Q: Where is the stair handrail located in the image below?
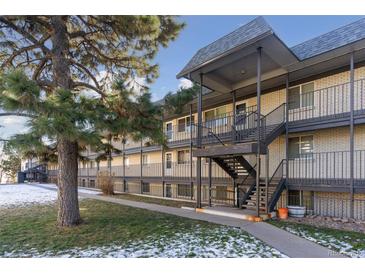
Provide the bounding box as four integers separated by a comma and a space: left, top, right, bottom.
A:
237, 163, 257, 207
195, 124, 226, 146
267, 159, 287, 211
260, 103, 286, 138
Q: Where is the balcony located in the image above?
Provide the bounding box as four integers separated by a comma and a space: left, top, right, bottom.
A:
289, 79, 365, 131
287, 150, 365, 192
76, 161, 233, 184
164, 106, 258, 146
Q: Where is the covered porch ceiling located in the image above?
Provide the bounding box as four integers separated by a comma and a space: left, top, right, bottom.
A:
185, 33, 299, 94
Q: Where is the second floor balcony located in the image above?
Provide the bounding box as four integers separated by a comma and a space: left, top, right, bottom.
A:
163, 78, 365, 146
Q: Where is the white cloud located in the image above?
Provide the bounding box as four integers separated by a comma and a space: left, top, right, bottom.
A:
178, 79, 193, 89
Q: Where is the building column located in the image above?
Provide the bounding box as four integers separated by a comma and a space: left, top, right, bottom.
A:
87, 148, 90, 185
256, 47, 262, 217
108, 136, 112, 177
232, 90, 236, 142
189, 104, 194, 200
285, 74, 290, 206
350, 52, 355, 218
161, 114, 165, 197
196, 73, 203, 208
208, 158, 212, 207
265, 149, 269, 213
122, 138, 126, 192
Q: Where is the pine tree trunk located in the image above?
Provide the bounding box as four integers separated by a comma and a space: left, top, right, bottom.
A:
57, 139, 81, 226
51, 16, 81, 226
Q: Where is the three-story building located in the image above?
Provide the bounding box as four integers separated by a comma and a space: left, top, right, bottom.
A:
49, 17, 365, 220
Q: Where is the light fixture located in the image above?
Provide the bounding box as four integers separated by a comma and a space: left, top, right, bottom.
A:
240, 69, 246, 75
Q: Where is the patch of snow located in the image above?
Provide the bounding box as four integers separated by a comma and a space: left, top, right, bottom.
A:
1, 226, 287, 258
0, 184, 57, 208
0, 184, 101, 209
280, 224, 365, 258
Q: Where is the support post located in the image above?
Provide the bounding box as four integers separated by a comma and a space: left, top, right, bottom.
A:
161, 114, 165, 197
285, 74, 290, 206
208, 158, 212, 207
189, 104, 194, 200
350, 52, 355, 218
196, 73, 203, 208
87, 148, 90, 185
108, 136, 112, 177
140, 138, 143, 194
256, 47, 262, 217
232, 90, 236, 143
122, 138, 126, 192
265, 149, 269, 213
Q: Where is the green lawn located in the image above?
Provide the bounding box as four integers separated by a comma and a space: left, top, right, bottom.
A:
268, 219, 365, 257
0, 199, 284, 258
111, 193, 201, 208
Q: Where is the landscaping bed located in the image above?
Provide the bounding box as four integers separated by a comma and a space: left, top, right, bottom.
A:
269, 218, 365, 257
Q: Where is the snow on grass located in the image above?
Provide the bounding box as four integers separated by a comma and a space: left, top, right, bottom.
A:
0, 184, 100, 209
275, 223, 365, 258
2, 225, 286, 258
0, 184, 57, 208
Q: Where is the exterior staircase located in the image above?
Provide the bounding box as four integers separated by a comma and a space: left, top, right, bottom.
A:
239, 159, 287, 212
195, 103, 287, 213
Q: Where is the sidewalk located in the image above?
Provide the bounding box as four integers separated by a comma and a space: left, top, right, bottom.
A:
31, 184, 346, 258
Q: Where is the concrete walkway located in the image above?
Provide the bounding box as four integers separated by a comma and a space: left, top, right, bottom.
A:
31, 184, 346, 258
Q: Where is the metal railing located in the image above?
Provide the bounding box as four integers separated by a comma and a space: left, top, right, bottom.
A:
288, 78, 365, 122
287, 150, 365, 185
75, 160, 232, 181
288, 192, 365, 220
164, 105, 257, 144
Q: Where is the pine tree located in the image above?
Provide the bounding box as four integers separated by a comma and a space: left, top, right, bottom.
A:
0, 16, 184, 226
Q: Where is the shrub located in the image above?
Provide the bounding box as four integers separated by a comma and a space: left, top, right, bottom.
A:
96, 171, 114, 195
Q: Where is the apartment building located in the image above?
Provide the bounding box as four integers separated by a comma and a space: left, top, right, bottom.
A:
48, 17, 365, 219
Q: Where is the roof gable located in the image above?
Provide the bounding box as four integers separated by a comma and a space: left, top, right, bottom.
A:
177, 16, 272, 77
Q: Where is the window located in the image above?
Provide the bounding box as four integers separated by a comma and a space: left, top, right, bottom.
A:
288, 82, 314, 110
178, 118, 186, 132
236, 103, 246, 114
142, 154, 149, 165
142, 182, 150, 193
177, 184, 191, 197
90, 161, 94, 169
288, 136, 313, 159
166, 122, 173, 140
177, 116, 194, 133
165, 153, 172, 169
177, 150, 190, 164
204, 106, 227, 127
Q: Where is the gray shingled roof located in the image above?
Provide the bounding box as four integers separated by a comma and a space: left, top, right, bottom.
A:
178, 17, 365, 78
291, 18, 365, 60
177, 16, 273, 77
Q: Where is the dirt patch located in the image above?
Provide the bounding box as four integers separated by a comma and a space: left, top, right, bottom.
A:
282, 215, 365, 233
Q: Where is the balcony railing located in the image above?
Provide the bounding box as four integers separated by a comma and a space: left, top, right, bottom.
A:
287, 150, 365, 187
289, 78, 365, 122
164, 105, 257, 144
75, 160, 232, 182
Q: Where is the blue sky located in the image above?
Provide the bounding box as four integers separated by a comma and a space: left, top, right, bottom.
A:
149, 15, 364, 100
